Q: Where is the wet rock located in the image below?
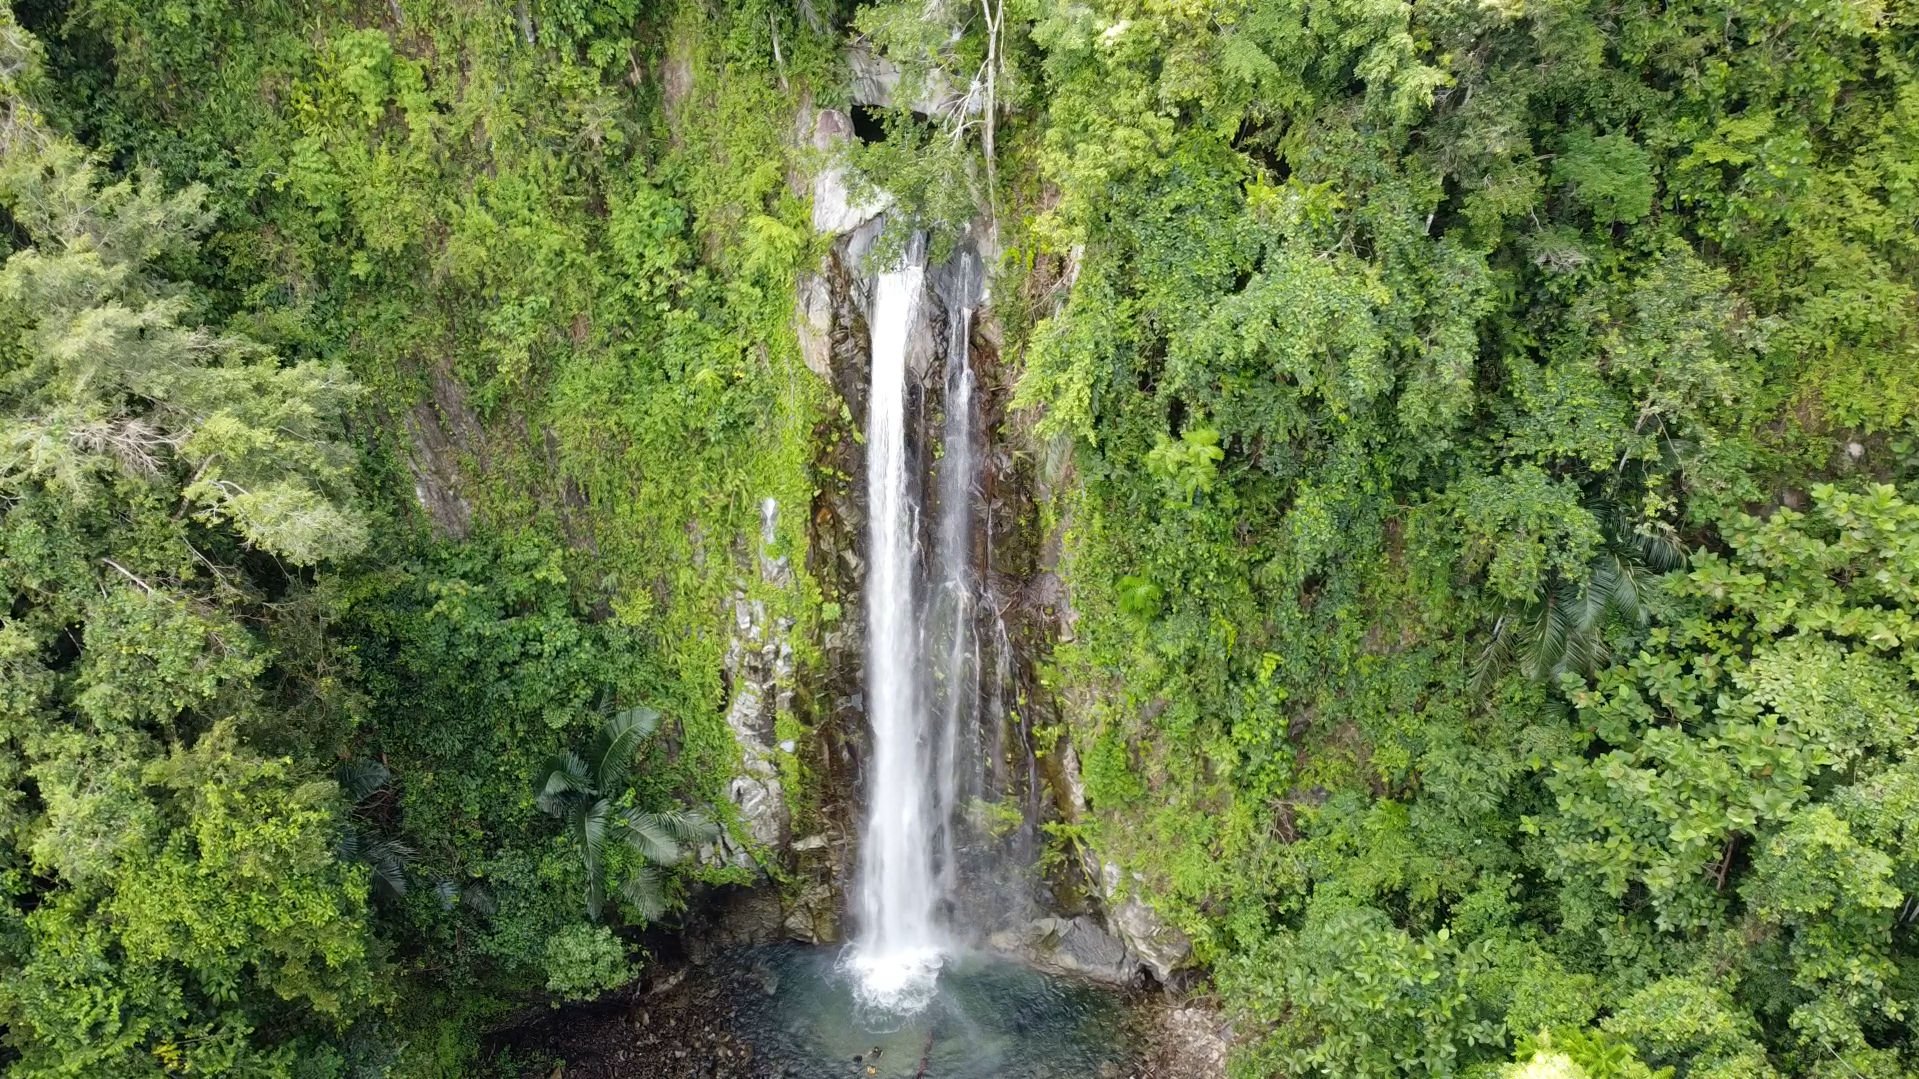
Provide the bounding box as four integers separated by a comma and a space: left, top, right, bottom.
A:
797, 271, 836, 378
1147, 1003, 1232, 1079
398, 362, 483, 538
707, 502, 799, 873
749, 961, 780, 996
713, 888, 785, 946
647, 968, 687, 997
1053, 729, 1194, 984
1099, 863, 1194, 985
781, 879, 840, 944
988, 915, 1143, 986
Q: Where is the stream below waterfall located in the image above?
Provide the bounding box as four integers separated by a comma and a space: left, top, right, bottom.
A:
494, 943, 1155, 1079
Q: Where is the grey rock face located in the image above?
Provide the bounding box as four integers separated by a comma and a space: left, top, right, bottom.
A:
1054, 717, 1194, 983
706, 500, 797, 871
781, 878, 840, 943
988, 915, 1144, 986
399, 364, 482, 538
806, 107, 889, 237
846, 43, 977, 116
1100, 863, 1195, 985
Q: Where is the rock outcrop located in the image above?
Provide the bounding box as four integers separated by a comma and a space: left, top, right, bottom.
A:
988, 915, 1145, 986
706, 499, 796, 872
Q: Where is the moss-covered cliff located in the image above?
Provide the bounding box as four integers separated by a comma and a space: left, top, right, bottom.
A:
5, 0, 1919, 1075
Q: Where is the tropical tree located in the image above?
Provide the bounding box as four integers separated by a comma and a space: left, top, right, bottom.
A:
0, 14, 381, 1073
536, 706, 717, 920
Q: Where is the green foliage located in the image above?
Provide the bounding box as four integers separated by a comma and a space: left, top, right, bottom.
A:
1553, 132, 1656, 226
1534, 485, 1919, 1067
540, 922, 635, 1003
2, 725, 378, 1077
8, 0, 1919, 1072
535, 706, 718, 921
1000, 0, 1919, 1071
8, 0, 830, 1069
1221, 904, 1506, 1076
0, 137, 366, 566
1512, 1028, 1668, 1079
0, 15, 382, 1070
1601, 978, 1780, 1079
1146, 426, 1224, 504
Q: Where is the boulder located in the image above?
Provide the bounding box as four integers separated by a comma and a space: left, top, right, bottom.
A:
781, 879, 840, 944
988, 915, 1143, 986
1099, 862, 1194, 985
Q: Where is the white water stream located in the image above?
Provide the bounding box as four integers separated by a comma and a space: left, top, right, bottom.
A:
846, 244, 999, 1017
930, 253, 980, 910
847, 255, 944, 1013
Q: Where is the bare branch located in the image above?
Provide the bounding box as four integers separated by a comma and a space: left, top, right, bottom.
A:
101, 557, 153, 593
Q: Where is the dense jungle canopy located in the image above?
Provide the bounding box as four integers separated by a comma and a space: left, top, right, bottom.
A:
0, 0, 1915, 1076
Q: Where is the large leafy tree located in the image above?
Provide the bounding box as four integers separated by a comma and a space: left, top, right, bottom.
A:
1536, 484, 1919, 1076
0, 14, 380, 1075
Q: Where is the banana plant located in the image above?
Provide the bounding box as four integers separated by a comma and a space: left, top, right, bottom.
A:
535, 706, 718, 921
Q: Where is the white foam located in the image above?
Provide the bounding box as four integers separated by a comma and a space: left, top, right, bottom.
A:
842, 943, 946, 1015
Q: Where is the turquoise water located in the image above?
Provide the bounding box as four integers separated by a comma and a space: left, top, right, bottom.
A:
721, 944, 1139, 1078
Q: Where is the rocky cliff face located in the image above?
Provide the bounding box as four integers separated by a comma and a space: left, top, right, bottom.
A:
693, 96, 1193, 990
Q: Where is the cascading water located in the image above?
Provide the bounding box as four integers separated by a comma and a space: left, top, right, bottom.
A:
847, 239, 1006, 1016
846, 251, 944, 1013
929, 251, 981, 910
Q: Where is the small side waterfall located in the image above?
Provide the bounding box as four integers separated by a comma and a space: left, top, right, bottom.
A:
929, 251, 980, 909
847, 251, 943, 1012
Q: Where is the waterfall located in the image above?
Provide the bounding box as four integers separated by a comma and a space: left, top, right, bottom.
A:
847, 239, 1002, 1015
847, 252, 943, 1013
930, 251, 980, 910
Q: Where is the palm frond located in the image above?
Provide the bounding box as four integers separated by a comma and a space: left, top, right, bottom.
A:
337, 827, 412, 900
1577, 556, 1619, 635
1522, 582, 1581, 683
657, 805, 719, 843
1608, 553, 1651, 626
570, 799, 612, 882
1628, 526, 1685, 574
571, 798, 610, 913
1479, 490, 1688, 690
461, 882, 497, 916
584, 872, 607, 921
363, 837, 415, 899
589, 706, 661, 792
621, 809, 684, 864
1466, 610, 1512, 691
536, 749, 594, 816
624, 805, 718, 864
619, 864, 668, 921
334, 759, 390, 804
1471, 611, 1517, 697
